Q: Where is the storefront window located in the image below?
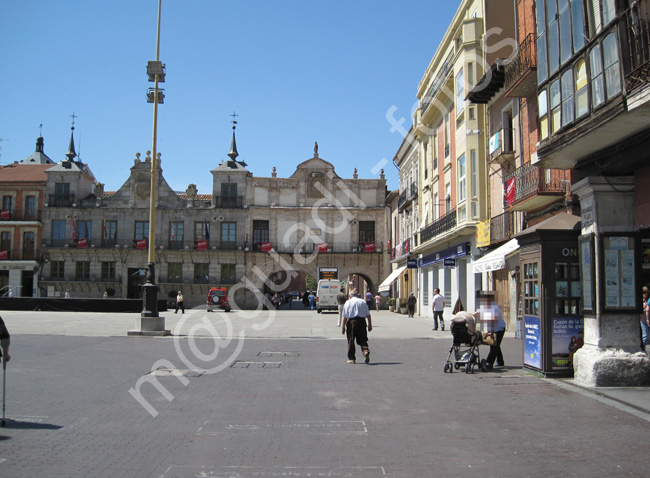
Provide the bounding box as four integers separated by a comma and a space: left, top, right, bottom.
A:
524, 262, 540, 316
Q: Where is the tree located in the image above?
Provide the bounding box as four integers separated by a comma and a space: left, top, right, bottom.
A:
305, 273, 317, 292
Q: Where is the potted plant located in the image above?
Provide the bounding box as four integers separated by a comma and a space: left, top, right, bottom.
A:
399, 300, 408, 314
387, 297, 396, 312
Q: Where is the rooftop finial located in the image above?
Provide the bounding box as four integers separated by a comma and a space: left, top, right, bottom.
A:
228, 111, 239, 161
66, 113, 78, 161
314, 141, 319, 158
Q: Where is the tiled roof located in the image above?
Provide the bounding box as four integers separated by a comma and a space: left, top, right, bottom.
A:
0, 163, 52, 183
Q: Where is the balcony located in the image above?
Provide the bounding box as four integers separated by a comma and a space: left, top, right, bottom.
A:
0, 249, 41, 261
624, 0, 650, 94
504, 33, 537, 98
398, 183, 417, 212
420, 209, 457, 244
490, 212, 514, 244
466, 59, 506, 104
48, 195, 75, 207
503, 163, 569, 212
420, 51, 455, 122
489, 128, 515, 167
0, 209, 42, 222
213, 196, 243, 209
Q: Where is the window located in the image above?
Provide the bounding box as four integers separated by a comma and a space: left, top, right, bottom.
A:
51, 261, 65, 280
253, 220, 269, 250
539, 90, 549, 140
537, 0, 549, 83
571, 0, 585, 52
444, 115, 450, 157
22, 232, 35, 260
221, 222, 236, 249
54, 183, 71, 207
550, 79, 562, 134
548, 0, 560, 75
101, 261, 116, 281
561, 69, 575, 126
471, 149, 477, 198
52, 219, 66, 246
359, 221, 375, 245
433, 133, 438, 171
457, 154, 466, 203
456, 69, 465, 115
25, 196, 37, 220
75, 261, 90, 280
0, 232, 10, 256
135, 221, 149, 240
559, 0, 572, 65
194, 221, 209, 242
601, 0, 616, 26
445, 183, 452, 213
221, 264, 236, 284
433, 192, 439, 220
603, 32, 621, 100
590, 44, 605, 107
423, 272, 429, 307
167, 263, 182, 283
221, 183, 238, 208
575, 59, 588, 118
77, 220, 92, 243
523, 261, 540, 316
2, 196, 13, 212
170, 221, 184, 248
103, 220, 117, 246
194, 263, 209, 284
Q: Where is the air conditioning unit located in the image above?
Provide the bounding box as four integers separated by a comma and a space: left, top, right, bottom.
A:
244, 247, 249, 251
212, 246, 217, 250
218, 216, 224, 222
72, 203, 77, 207
237, 246, 243, 251
243, 205, 248, 208
124, 245, 129, 249
64, 244, 69, 248
352, 248, 358, 252
90, 245, 95, 248
115, 245, 120, 249
159, 246, 164, 250
184, 246, 189, 250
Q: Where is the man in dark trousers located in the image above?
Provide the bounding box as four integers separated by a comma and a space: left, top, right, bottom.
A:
341, 289, 373, 364
336, 287, 347, 327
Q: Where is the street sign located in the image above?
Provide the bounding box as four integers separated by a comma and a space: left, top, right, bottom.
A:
407, 259, 418, 269
318, 267, 338, 280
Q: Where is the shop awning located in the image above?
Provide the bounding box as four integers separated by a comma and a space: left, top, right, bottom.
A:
472, 239, 519, 273
378, 265, 408, 292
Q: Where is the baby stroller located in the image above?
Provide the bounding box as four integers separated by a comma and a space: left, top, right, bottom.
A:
443, 322, 486, 373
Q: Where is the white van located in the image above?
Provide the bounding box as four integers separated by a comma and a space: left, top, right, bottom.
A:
316, 279, 340, 313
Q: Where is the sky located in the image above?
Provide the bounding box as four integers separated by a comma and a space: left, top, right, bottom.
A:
0, 1, 461, 195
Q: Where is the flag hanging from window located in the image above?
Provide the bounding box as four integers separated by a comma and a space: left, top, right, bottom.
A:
103, 217, 107, 240
71, 216, 76, 241
204, 219, 210, 241
317, 243, 328, 253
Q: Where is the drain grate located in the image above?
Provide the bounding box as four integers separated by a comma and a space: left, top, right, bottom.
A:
257, 351, 300, 357
230, 361, 282, 368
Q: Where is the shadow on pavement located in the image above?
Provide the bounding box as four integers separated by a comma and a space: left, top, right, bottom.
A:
1, 419, 63, 430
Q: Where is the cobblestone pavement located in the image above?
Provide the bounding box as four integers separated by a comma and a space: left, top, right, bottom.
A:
0, 309, 648, 477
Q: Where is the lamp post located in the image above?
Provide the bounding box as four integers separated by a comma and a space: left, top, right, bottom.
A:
132, 0, 169, 335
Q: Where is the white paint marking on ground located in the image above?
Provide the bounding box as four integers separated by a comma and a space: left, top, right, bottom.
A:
196, 420, 368, 436
160, 465, 386, 478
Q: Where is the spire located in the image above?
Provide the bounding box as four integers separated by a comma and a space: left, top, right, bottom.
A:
66, 113, 77, 161
228, 111, 239, 161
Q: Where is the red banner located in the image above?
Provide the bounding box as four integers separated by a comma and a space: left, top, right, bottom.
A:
505, 177, 516, 206
135, 239, 147, 250
260, 242, 272, 252
196, 241, 208, 251
0, 250, 7, 260
317, 243, 328, 253
76, 238, 88, 248
0, 210, 10, 220
364, 242, 376, 252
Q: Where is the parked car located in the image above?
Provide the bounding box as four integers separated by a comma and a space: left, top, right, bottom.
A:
206, 287, 231, 312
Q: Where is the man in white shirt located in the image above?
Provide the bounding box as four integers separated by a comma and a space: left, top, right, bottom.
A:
342, 289, 373, 364
432, 288, 445, 331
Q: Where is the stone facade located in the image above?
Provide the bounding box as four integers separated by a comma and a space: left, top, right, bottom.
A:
38, 145, 388, 309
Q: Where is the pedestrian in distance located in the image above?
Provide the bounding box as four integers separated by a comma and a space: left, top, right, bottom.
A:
302, 291, 309, 309
432, 288, 445, 331
64, 289, 70, 299
309, 291, 315, 310
272, 292, 280, 310
175, 290, 185, 314
341, 288, 373, 364
365, 290, 373, 310
407, 292, 417, 317
1, 315, 10, 428
336, 287, 347, 327
641, 286, 650, 350
374, 293, 382, 312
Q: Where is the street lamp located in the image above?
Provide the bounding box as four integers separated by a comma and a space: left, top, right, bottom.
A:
133, 0, 170, 335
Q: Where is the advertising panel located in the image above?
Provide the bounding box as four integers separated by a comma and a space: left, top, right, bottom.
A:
524, 315, 542, 369
551, 317, 584, 369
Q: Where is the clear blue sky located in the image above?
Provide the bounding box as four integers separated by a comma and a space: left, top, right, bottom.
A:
0, 1, 461, 194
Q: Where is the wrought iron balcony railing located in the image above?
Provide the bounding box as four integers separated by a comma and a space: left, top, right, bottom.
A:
420, 209, 456, 244
503, 163, 569, 210
504, 33, 537, 95
624, 0, 650, 93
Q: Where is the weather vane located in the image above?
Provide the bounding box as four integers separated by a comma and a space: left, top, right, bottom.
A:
230, 111, 238, 129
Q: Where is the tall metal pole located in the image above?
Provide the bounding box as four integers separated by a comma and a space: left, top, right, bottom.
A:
141, 0, 162, 319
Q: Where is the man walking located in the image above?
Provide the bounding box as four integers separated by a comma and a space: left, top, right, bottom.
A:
336, 287, 347, 327
432, 288, 445, 331
342, 289, 373, 364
